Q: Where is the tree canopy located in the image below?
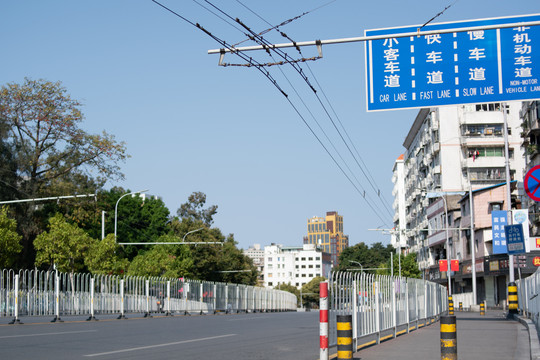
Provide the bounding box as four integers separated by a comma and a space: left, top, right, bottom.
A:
0, 78, 128, 267
336, 242, 394, 272
177, 192, 218, 226
0, 207, 23, 269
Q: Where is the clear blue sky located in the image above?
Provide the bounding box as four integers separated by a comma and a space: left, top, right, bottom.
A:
1, 1, 538, 250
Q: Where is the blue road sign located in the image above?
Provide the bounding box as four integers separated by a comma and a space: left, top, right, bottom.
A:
365, 14, 540, 111
492, 210, 508, 254
505, 224, 526, 255
525, 164, 540, 202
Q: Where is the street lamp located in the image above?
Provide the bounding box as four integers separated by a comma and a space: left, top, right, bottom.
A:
183, 227, 204, 242
114, 189, 148, 241
348, 260, 363, 272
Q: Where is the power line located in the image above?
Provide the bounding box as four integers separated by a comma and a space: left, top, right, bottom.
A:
219, 1, 393, 219
150, 0, 392, 225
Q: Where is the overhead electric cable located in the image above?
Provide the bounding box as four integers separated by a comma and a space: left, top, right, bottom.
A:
226, 1, 393, 218
150, 0, 391, 225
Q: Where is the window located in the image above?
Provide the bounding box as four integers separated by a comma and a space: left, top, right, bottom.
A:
268, 282, 273, 286
309, 265, 313, 268
295, 274, 299, 277
268, 273, 272, 278
316, 257, 320, 261
268, 257, 272, 262
308, 257, 313, 261
302, 265, 306, 268
316, 264, 321, 268
295, 265, 299, 269
301, 274, 306, 277
301, 257, 306, 261
309, 273, 314, 277
296, 283, 300, 287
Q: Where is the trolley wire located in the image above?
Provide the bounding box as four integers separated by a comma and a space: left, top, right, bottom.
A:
150, 0, 391, 225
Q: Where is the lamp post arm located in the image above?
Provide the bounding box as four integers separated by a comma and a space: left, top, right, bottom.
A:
183, 227, 205, 242
114, 189, 148, 241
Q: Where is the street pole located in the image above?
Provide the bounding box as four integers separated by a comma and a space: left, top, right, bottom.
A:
502, 103, 515, 283
442, 195, 452, 296
102, 211, 106, 240
469, 185, 477, 304
114, 189, 148, 241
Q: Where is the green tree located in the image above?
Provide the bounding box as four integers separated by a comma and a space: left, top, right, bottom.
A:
301, 276, 326, 308
0, 207, 23, 268
0, 78, 128, 267
86, 187, 170, 261
377, 252, 422, 278
128, 234, 194, 278
34, 213, 94, 272
85, 234, 129, 275
177, 192, 218, 226
337, 242, 394, 272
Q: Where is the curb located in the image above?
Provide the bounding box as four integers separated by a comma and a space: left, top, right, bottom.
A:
514, 314, 540, 360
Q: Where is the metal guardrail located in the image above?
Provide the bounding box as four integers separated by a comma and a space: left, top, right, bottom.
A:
517, 267, 540, 326
0, 269, 297, 321
328, 271, 448, 350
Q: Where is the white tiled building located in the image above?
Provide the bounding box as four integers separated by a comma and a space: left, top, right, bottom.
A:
243, 244, 265, 286
393, 102, 525, 272
263, 244, 332, 289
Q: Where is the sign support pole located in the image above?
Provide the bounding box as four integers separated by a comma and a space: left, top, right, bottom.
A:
503, 102, 515, 283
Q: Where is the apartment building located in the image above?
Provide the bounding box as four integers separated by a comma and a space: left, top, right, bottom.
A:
303, 211, 349, 266
263, 244, 332, 289
391, 154, 407, 251
243, 244, 265, 286
521, 100, 540, 236
393, 102, 526, 274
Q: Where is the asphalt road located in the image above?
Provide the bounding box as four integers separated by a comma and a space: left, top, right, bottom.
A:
0, 311, 319, 360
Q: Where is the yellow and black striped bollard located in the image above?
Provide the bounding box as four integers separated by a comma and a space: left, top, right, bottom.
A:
508, 282, 518, 313
440, 315, 457, 360
337, 314, 353, 360
480, 302, 485, 316
459, 302, 463, 312
448, 296, 454, 315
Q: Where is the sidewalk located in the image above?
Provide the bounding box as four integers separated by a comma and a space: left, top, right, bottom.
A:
351, 311, 530, 360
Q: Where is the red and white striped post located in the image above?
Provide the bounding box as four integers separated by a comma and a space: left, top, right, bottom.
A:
320, 281, 329, 360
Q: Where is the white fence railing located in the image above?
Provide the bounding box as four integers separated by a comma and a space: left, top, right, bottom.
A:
451, 292, 474, 310
517, 268, 540, 330
328, 271, 448, 348
0, 269, 297, 321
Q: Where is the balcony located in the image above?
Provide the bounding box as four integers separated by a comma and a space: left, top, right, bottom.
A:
462, 156, 505, 169
461, 109, 504, 124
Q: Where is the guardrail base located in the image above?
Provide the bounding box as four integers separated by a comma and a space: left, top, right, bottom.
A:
8, 318, 23, 325
51, 316, 63, 323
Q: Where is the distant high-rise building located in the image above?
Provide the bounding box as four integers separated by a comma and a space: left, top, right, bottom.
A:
243, 244, 264, 286
304, 211, 349, 266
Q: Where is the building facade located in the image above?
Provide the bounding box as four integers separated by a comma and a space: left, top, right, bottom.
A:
394, 102, 526, 276
263, 244, 332, 289
391, 154, 407, 251
243, 244, 265, 286
304, 211, 349, 266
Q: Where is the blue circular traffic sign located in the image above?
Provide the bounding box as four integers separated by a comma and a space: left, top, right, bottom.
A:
525, 165, 540, 202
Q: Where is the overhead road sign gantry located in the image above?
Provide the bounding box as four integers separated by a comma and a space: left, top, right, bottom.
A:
365, 14, 540, 111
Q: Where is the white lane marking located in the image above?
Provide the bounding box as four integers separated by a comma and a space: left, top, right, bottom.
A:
84, 333, 237, 357
227, 316, 271, 321
0, 330, 97, 339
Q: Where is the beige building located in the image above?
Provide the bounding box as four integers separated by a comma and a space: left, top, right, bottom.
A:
304, 211, 348, 266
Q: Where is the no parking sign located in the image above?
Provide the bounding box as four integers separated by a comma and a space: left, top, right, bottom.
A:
525, 165, 540, 202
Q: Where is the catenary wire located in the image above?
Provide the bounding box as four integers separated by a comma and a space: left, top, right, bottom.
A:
213, 1, 393, 219
150, 0, 391, 226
